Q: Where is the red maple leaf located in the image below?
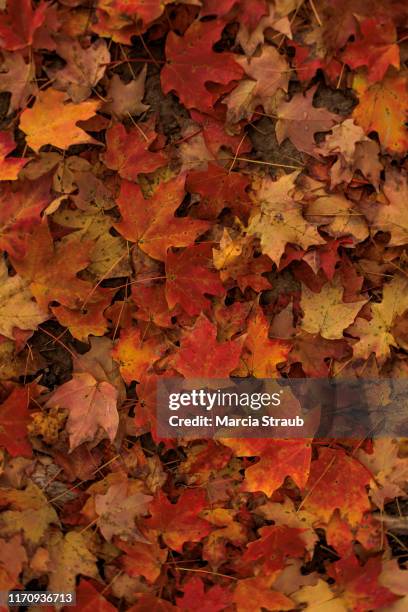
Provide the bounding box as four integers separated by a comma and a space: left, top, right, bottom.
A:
173, 314, 244, 378
0, 386, 32, 457
186, 162, 251, 221
102, 122, 167, 180
0, 0, 46, 50
165, 243, 225, 316
161, 19, 243, 113
115, 175, 210, 261
145, 489, 212, 552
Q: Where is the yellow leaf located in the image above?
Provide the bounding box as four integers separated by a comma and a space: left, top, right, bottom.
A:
20, 88, 100, 152
0, 480, 59, 544
352, 71, 408, 154
301, 277, 366, 340
248, 172, 324, 266
348, 274, 408, 364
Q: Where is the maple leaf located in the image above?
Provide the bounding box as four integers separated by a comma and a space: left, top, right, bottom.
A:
107, 0, 172, 25
213, 231, 272, 292
52, 203, 130, 279
242, 524, 306, 569
276, 86, 338, 154
165, 243, 225, 316
47, 531, 98, 595
342, 18, 399, 83
0, 257, 48, 339
202, 507, 247, 567
69, 580, 116, 612
190, 109, 252, 157
289, 332, 350, 377
11, 220, 93, 311
179, 441, 232, 486
161, 19, 243, 113
348, 274, 408, 365
358, 438, 408, 508
133, 284, 178, 328
300, 276, 367, 340
237, 308, 290, 377
328, 556, 398, 612
51, 288, 114, 343
118, 537, 167, 583
145, 489, 212, 552
173, 314, 244, 378
176, 577, 232, 611
0, 533, 27, 591
0, 480, 59, 544
19, 88, 100, 152
226, 45, 289, 122
46, 372, 119, 450
316, 119, 382, 189
302, 447, 372, 525
49, 37, 110, 103
95, 480, 152, 542
102, 122, 167, 180
0, 0, 46, 50
257, 496, 318, 553
232, 576, 293, 612
247, 171, 325, 266
372, 169, 408, 245
0, 386, 33, 457
236, 1, 292, 57
0, 176, 52, 258
103, 66, 149, 119
186, 163, 251, 221
222, 439, 311, 497
0, 131, 28, 179
0, 50, 36, 114
293, 579, 348, 612
112, 326, 165, 384
115, 175, 209, 261
352, 71, 408, 154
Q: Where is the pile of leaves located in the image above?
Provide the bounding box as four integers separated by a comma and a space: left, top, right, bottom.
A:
0, 0, 408, 609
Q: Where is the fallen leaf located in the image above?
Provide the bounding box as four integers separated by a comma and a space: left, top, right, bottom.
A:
0, 0, 46, 50
276, 86, 338, 154
145, 489, 212, 552
112, 326, 165, 384
46, 372, 119, 450
11, 220, 93, 310
237, 307, 291, 377
103, 66, 149, 119
302, 447, 372, 525
161, 19, 243, 113
165, 243, 225, 316
102, 122, 167, 180
0, 480, 59, 544
232, 576, 293, 612
0, 257, 48, 339
0, 386, 32, 457
342, 17, 399, 83
47, 531, 98, 594
300, 276, 366, 340
0, 131, 28, 179
348, 274, 408, 364
226, 45, 289, 122
114, 175, 209, 261
95, 480, 152, 542
49, 37, 110, 103
173, 314, 244, 378
19, 88, 100, 152
352, 71, 408, 154
248, 171, 325, 266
